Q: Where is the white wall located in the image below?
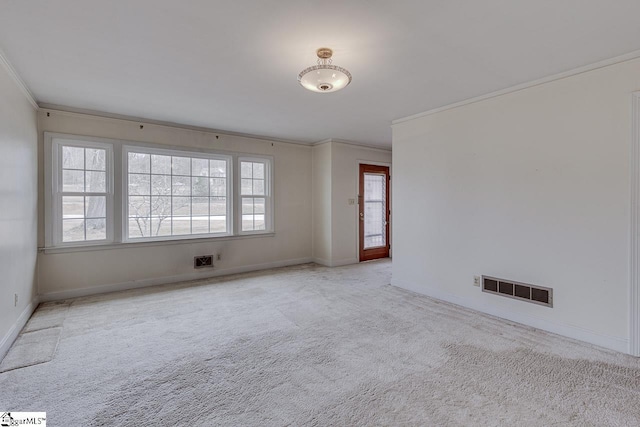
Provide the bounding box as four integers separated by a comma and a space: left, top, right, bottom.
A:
312, 142, 332, 264
37, 110, 312, 298
392, 57, 640, 353
331, 142, 392, 265
311, 140, 392, 267
0, 61, 38, 357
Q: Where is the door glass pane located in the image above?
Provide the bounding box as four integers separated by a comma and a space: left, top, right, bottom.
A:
364, 173, 386, 249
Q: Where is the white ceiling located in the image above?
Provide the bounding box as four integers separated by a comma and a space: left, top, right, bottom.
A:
2, 1, 640, 148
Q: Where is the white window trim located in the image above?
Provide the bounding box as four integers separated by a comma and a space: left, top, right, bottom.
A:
237, 156, 274, 235
45, 134, 115, 248
122, 145, 234, 242
44, 132, 275, 250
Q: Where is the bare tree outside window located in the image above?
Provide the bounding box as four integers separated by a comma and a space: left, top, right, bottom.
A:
52, 137, 272, 247
61, 145, 108, 242
127, 151, 228, 239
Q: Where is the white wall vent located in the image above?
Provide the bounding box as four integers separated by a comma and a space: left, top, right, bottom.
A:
482, 275, 553, 307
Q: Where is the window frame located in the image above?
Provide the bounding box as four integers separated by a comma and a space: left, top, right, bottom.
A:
45, 132, 275, 250
47, 136, 115, 248
122, 145, 234, 243
237, 156, 274, 235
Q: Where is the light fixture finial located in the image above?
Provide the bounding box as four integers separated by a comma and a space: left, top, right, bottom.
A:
316, 48, 333, 60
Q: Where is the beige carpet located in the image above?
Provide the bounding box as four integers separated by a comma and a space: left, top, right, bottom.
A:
0, 300, 70, 373
0, 260, 638, 426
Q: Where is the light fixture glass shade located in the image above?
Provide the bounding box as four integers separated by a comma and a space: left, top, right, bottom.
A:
298, 65, 352, 93
298, 48, 352, 93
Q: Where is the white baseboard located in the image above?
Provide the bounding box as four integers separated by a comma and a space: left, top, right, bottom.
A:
0, 297, 39, 362
391, 278, 629, 355
40, 257, 314, 302
312, 257, 331, 267
313, 257, 359, 267
331, 258, 359, 267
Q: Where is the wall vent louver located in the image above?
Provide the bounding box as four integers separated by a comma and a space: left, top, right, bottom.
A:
194, 255, 214, 269
482, 275, 552, 307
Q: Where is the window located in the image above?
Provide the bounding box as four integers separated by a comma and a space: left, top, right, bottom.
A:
239, 158, 272, 233
46, 132, 273, 249
125, 147, 232, 240
363, 173, 386, 248
51, 138, 113, 246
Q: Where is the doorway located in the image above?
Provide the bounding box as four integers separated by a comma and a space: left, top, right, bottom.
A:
359, 164, 390, 262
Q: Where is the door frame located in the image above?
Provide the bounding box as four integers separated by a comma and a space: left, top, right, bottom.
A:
630, 91, 640, 356
357, 160, 392, 262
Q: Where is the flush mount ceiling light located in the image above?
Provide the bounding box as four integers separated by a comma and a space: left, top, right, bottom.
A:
298, 48, 352, 93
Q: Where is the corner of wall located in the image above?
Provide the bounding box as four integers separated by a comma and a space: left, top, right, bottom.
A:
629, 91, 640, 357
0, 50, 39, 362
0, 297, 39, 362
311, 142, 333, 262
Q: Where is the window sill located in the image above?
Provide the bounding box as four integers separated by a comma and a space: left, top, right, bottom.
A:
39, 232, 275, 254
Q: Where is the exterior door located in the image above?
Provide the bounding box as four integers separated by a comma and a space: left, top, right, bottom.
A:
359, 164, 390, 262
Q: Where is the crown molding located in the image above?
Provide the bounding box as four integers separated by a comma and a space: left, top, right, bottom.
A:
0, 47, 38, 110
38, 104, 315, 147
39, 105, 394, 151
311, 138, 392, 152
630, 91, 640, 357
311, 139, 333, 149
393, 48, 640, 126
